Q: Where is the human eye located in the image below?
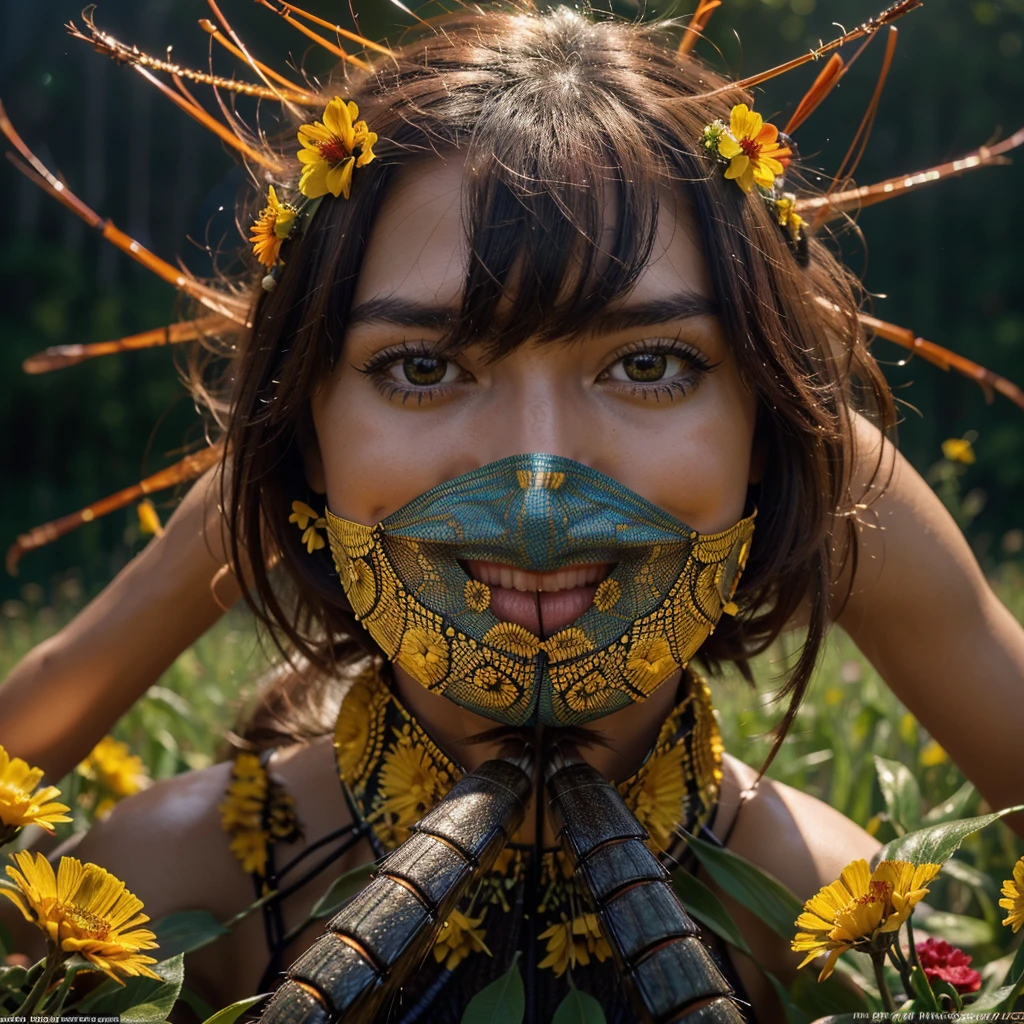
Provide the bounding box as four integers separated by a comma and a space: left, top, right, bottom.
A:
598, 338, 716, 400
358, 341, 470, 403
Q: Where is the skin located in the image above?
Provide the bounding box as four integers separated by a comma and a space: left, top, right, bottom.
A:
1, 157, 1022, 1017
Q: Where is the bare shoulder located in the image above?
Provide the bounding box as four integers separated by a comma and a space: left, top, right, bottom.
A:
699, 754, 879, 1024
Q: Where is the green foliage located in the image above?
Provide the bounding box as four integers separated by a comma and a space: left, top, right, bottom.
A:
75, 953, 184, 1020
310, 862, 376, 919
460, 953, 525, 1024
876, 806, 1024, 866
199, 993, 268, 1024
151, 911, 230, 959
551, 987, 607, 1024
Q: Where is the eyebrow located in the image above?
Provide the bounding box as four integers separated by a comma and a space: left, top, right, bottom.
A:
346, 290, 719, 333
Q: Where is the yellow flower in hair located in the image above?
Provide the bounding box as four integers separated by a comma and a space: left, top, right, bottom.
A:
433, 908, 490, 970
0, 744, 72, 843
942, 437, 976, 464
1, 851, 160, 985
717, 104, 791, 193
999, 856, 1024, 933
538, 913, 612, 977
774, 193, 805, 240
792, 858, 941, 981
250, 185, 298, 268
289, 500, 327, 553
297, 97, 378, 199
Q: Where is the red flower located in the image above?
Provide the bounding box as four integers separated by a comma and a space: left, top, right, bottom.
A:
915, 938, 982, 994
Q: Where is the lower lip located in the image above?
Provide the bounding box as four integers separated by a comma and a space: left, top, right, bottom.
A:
486, 585, 598, 636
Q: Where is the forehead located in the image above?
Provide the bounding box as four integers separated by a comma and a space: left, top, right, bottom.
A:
352, 156, 712, 313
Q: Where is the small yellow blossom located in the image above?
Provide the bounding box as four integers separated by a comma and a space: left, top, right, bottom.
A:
250, 185, 298, 268
136, 499, 164, 537
792, 858, 941, 981
621, 742, 687, 851
774, 192, 805, 240
464, 578, 491, 613
433, 908, 490, 970
398, 627, 449, 688
942, 438, 976, 465
538, 913, 612, 977
919, 740, 948, 768
999, 856, 1024, 933
289, 501, 327, 553
297, 97, 378, 199
377, 735, 447, 841
0, 744, 72, 842
716, 104, 791, 193
78, 736, 150, 799
1, 851, 160, 985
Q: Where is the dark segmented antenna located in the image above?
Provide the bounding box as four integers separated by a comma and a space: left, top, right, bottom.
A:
797, 127, 1024, 226
6, 444, 224, 576
678, 0, 722, 56
22, 316, 240, 374
0, 101, 249, 324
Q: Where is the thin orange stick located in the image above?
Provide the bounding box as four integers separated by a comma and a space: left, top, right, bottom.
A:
859, 312, 1024, 410
268, 1, 395, 57
691, 0, 922, 102
797, 127, 1024, 224
678, 0, 722, 56
6, 444, 224, 575
66, 14, 309, 105
253, 4, 371, 72
783, 53, 844, 135
828, 27, 899, 198
198, 18, 319, 102
22, 316, 238, 374
0, 102, 248, 325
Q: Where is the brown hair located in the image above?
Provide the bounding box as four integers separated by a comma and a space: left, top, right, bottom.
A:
202, 8, 894, 761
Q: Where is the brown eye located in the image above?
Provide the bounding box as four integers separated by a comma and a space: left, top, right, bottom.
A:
401, 355, 450, 386
621, 352, 668, 382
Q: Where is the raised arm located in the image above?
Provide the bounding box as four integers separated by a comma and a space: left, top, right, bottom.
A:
0, 468, 241, 781
837, 415, 1024, 833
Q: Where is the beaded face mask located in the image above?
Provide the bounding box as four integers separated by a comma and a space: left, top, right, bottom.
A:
326, 454, 754, 727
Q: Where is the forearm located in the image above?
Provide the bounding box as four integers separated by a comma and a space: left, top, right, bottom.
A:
0, 471, 241, 780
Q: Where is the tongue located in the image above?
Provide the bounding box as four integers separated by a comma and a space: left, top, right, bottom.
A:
487, 585, 598, 636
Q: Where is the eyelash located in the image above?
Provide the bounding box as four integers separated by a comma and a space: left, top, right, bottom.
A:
358, 337, 716, 404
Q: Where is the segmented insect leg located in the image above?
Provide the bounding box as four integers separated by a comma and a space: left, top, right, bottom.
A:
260, 749, 534, 1024
545, 749, 745, 1024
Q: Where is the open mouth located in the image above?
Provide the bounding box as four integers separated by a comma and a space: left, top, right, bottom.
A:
464, 560, 615, 636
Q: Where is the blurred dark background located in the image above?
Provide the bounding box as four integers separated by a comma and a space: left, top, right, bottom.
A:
1, 0, 1022, 603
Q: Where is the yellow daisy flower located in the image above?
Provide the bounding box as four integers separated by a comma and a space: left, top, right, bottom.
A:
792, 858, 941, 981
78, 736, 150, 799
942, 438, 976, 464
1, 851, 160, 985
717, 103, 791, 193
538, 913, 612, 977
377, 735, 447, 841
297, 97, 378, 199
464, 578, 491, 613
0, 744, 71, 843
433, 908, 490, 970
999, 856, 1024, 933
289, 500, 327, 553
622, 742, 687, 850
249, 185, 298, 268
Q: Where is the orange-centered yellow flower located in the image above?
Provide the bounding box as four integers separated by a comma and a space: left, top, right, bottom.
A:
0, 744, 71, 842
297, 97, 378, 199
792, 858, 941, 981
999, 856, 1024, 934
250, 185, 298, 268
717, 104, 791, 193
1, 851, 160, 984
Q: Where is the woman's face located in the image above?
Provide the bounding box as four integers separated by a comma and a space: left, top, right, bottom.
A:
310, 156, 759, 637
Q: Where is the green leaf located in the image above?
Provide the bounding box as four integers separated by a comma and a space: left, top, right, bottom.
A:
460, 954, 525, 1024
179, 986, 217, 1022
940, 856, 997, 896
873, 805, 1024, 867
909, 965, 940, 1011
790, 965, 871, 1019
0, 963, 28, 992
1011, 939, 1024, 985
680, 830, 803, 941
551, 987, 606, 1024
76, 953, 184, 1019
874, 756, 922, 834
764, 970, 811, 1024
152, 910, 230, 958
968, 983, 1019, 1013
671, 866, 751, 955
922, 780, 977, 825
199, 993, 268, 1024
311, 862, 375, 920
913, 911, 995, 947
929, 978, 964, 1011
